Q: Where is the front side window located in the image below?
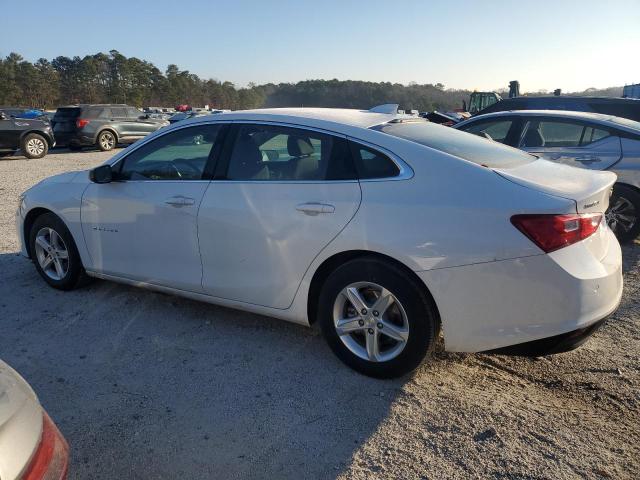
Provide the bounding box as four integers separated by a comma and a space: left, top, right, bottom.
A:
118, 124, 221, 180
127, 107, 142, 118
461, 119, 513, 144
225, 124, 355, 181
520, 120, 610, 148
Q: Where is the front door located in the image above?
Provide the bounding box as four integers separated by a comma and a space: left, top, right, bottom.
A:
81, 123, 224, 291
198, 123, 362, 309
519, 117, 622, 171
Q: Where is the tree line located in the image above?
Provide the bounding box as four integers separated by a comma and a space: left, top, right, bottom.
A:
0, 51, 623, 112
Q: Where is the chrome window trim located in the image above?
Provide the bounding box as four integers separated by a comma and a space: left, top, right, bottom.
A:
347, 136, 414, 182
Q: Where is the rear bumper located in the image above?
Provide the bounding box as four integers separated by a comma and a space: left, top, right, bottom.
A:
417, 227, 623, 352
54, 131, 94, 147
482, 317, 607, 356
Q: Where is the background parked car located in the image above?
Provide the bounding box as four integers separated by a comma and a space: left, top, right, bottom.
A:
455, 110, 640, 242
0, 107, 50, 122
51, 104, 169, 151
0, 359, 69, 480
167, 110, 210, 124
0, 110, 55, 159
476, 96, 640, 122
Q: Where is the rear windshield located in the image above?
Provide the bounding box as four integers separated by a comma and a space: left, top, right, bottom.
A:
373, 121, 535, 168
53, 107, 81, 120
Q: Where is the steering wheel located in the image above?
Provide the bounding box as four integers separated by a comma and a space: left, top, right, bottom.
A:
172, 158, 202, 178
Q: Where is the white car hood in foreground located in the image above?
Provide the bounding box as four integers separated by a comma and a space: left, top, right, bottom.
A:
494, 159, 617, 214
0, 361, 42, 480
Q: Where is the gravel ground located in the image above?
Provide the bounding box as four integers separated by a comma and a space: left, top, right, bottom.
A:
1, 149, 639, 479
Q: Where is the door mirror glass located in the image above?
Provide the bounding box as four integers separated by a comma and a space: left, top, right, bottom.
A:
89, 164, 113, 184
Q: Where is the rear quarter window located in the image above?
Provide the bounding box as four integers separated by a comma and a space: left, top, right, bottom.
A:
374, 121, 535, 168
349, 142, 399, 179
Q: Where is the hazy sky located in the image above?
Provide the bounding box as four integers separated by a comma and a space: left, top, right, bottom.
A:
3, 0, 639, 92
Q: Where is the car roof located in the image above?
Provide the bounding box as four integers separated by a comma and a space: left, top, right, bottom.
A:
180, 107, 414, 133
458, 109, 640, 134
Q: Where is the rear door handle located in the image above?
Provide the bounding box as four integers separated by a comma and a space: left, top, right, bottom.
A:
296, 202, 335, 216
164, 195, 195, 207
575, 155, 601, 163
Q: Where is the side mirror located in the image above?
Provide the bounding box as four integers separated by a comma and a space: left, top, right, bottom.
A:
0, 112, 6, 120
89, 164, 113, 184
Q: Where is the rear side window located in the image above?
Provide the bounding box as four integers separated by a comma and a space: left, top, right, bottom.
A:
374, 121, 534, 168
110, 107, 127, 118
349, 143, 399, 179
520, 120, 610, 148
225, 124, 356, 181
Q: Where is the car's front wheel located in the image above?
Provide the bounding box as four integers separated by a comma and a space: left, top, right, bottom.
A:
29, 213, 89, 290
97, 131, 116, 151
607, 184, 640, 243
21, 133, 48, 159
318, 257, 439, 378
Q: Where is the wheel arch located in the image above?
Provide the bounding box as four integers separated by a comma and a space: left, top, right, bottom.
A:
20, 130, 55, 148
23, 207, 59, 258
96, 128, 119, 144
306, 249, 441, 328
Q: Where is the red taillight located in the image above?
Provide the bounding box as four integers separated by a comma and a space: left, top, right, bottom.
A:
511, 213, 602, 253
76, 119, 90, 129
22, 412, 69, 480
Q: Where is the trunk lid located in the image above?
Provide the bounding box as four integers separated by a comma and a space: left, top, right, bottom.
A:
494, 158, 616, 214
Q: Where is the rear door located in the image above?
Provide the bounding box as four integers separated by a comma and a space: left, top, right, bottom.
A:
197, 123, 361, 309
518, 117, 622, 170
108, 106, 131, 138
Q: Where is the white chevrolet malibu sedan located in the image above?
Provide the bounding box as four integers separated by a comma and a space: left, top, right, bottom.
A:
17, 107, 623, 378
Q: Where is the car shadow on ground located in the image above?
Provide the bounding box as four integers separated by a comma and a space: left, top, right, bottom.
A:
0, 252, 407, 479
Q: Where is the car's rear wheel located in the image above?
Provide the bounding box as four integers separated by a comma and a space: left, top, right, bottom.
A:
97, 131, 116, 151
29, 213, 89, 290
606, 184, 640, 243
21, 133, 48, 159
318, 257, 439, 378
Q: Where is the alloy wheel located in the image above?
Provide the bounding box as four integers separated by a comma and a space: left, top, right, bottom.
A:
26, 137, 45, 157
332, 282, 409, 362
34, 227, 69, 281
100, 132, 115, 150
606, 196, 637, 235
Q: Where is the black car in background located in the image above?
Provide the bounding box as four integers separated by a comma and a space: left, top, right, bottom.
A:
0, 110, 55, 159
52, 104, 168, 151
476, 96, 640, 122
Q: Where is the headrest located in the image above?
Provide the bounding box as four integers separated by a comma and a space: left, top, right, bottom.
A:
287, 136, 314, 157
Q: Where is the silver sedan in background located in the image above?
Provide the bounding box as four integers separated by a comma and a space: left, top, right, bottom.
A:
455, 110, 640, 242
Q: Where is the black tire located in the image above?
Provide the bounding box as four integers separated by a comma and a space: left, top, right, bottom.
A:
318, 257, 439, 379
96, 130, 116, 151
21, 133, 48, 159
29, 212, 90, 290
68, 144, 83, 151
607, 184, 640, 243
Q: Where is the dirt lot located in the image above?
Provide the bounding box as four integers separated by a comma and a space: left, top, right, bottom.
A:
1, 149, 639, 479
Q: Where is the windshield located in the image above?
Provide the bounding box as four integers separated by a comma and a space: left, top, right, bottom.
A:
373, 121, 535, 168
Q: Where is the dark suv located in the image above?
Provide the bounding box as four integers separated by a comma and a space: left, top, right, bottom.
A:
52, 104, 169, 151
0, 110, 55, 159
476, 96, 640, 122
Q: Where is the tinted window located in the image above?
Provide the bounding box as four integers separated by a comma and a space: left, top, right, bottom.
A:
110, 107, 127, 118
53, 107, 81, 120
127, 107, 141, 118
520, 120, 610, 148
225, 124, 355, 181
350, 143, 399, 179
374, 121, 534, 168
460, 119, 513, 144
118, 125, 220, 180
590, 102, 640, 122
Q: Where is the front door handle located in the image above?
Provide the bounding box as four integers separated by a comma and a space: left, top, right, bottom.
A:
164, 195, 195, 207
296, 202, 335, 216
575, 155, 601, 163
